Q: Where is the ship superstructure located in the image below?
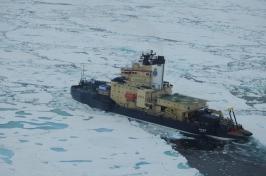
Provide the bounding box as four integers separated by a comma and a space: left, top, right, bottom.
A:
71, 50, 252, 140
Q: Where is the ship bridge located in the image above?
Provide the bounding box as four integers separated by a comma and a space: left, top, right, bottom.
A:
121, 50, 166, 90
138, 50, 165, 66
110, 51, 172, 109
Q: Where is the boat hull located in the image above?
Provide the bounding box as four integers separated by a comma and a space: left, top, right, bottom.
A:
71, 85, 249, 140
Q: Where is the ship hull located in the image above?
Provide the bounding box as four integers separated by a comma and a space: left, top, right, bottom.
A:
71, 85, 248, 140
71, 85, 114, 111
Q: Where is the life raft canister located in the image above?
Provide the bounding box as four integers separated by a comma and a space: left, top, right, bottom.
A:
125, 92, 137, 101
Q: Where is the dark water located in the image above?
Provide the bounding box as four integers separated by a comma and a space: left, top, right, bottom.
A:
164, 136, 266, 176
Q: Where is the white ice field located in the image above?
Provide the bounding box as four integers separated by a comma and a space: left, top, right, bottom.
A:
0, 0, 266, 176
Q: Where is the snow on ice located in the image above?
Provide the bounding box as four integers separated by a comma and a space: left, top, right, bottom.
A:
0, 0, 266, 175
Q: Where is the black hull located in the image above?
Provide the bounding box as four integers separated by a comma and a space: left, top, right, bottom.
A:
71, 85, 114, 111
71, 85, 248, 140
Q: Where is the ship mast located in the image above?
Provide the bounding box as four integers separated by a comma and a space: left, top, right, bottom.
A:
80, 63, 85, 84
